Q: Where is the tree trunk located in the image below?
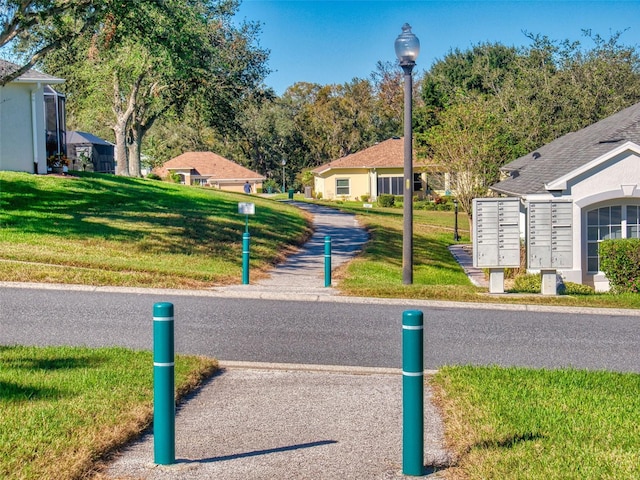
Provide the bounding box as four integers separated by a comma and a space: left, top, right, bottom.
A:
127, 127, 142, 177
113, 124, 129, 176
111, 72, 142, 176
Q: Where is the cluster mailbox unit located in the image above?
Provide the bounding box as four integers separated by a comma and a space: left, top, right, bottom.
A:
527, 200, 573, 294
472, 198, 521, 293
472, 197, 574, 295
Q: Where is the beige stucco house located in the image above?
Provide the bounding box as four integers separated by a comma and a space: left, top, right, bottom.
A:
0, 59, 65, 174
491, 101, 640, 291
156, 152, 265, 193
312, 137, 427, 201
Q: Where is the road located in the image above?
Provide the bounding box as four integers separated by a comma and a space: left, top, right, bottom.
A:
2, 284, 640, 372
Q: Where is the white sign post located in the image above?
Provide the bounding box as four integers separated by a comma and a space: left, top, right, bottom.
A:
238, 202, 255, 233
473, 198, 521, 293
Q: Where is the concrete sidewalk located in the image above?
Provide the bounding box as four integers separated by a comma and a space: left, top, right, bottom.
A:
103, 202, 454, 479
217, 201, 370, 296
105, 364, 453, 480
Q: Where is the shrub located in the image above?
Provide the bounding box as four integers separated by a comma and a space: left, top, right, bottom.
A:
512, 273, 540, 293
378, 194, 395, 207
511, 273, 595, 295
599, 239, 640, 293
146, 172, 161, 180
564, 282, 595, 295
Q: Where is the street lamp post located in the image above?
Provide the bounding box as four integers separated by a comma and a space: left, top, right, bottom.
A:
453, 199, 460, 241
281, 159, 287, 194
395, 23, 420, 285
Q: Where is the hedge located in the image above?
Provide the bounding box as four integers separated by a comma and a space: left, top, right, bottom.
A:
599, 239, 640, 293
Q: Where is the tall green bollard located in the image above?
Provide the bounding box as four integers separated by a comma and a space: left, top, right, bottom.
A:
403, 309, 424, 476
324, 236, 331, 287
153, 302, 175, 465
242, 232, 250, 285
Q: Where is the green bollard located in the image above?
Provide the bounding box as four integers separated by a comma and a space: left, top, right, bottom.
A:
153, 302, 175, 465
324, 236, 331, 287
242, 232, 250, 285
403, 309, 424, 476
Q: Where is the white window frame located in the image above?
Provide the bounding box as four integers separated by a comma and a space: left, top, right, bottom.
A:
586, 204, 640, 273
336, 178, 350, 196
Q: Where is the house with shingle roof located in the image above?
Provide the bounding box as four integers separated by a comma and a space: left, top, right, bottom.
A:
0, 59, 65, 174
491, 101, 640, 291
312, 137, 430, 201
156, 152, 265, 193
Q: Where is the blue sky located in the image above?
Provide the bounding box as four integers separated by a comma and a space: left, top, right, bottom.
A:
234, 0, 640, 95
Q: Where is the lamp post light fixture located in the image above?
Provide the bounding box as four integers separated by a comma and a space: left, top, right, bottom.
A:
395, 23, 420, 285
453, 199, 460, 241
281, 159, 287, 194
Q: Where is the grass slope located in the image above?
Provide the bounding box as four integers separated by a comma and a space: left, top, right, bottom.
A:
0, 171, 311, 288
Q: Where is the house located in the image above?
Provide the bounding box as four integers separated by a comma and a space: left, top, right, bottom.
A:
155, 151, 265, 193
0, 59, 65, 174
491, 101, 640, 291
67, 131, 115, 173
312, 137, 429, 201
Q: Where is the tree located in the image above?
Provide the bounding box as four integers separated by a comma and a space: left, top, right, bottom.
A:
42, 0, 269, 177
421, 94, 514, 230
1, 0, 100, 85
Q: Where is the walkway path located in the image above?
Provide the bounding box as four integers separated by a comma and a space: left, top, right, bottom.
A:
218, 201, 370, 296
104, 202, 453, 479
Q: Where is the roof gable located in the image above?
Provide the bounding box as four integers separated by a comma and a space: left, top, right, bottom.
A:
0, 59, 64, 85
312, 137, 418, 174
158, 152, 264, 180
492, 102, 640, 196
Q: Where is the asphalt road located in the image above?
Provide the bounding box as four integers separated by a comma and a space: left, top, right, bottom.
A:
2, 284, 640, 372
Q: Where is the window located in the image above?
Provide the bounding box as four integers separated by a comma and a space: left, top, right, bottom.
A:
587, 205, 640, 273
377, 176, 403, 195
336, 178, 350, 196
414, 173, 422, 192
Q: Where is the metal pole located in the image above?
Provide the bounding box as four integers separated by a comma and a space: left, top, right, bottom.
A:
402, 309, 424, 476
454, 200, 459, 241
242, 232, 250, 285
324, 236, 331, 287
153, 302, 175, 465
402, 62, 414, 285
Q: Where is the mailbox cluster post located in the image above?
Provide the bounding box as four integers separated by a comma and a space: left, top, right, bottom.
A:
527, 200, 573, 295
472, 198, 521, 293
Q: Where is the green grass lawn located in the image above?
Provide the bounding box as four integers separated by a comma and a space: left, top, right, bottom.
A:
2, 172, 640, 480
0, 171, 312, 288
0, 346, 216, 480
432, 366, 640, 479
323, 200, 640, 309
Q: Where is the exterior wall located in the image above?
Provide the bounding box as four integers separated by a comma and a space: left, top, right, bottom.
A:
570, 149, 640, 291
0, 84, 46, 174
523, 148, 640, 291
315, 168, 372, 200
316, 168, 424, 200
207, 180, 263, 193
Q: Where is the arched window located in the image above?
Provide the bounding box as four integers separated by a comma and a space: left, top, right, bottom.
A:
587, 205, 640, 272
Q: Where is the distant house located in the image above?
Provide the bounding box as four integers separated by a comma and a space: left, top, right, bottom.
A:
312, 137, 429, 201
0, 59, 65, 174
155, 152, 265, 193
67, 131, 115, 173
491, 101, 640, 291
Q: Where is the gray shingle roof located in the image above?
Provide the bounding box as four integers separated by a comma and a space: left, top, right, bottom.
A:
67, 131, 114, 146
491, 101, 640, 196
0, 58, 64, 84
